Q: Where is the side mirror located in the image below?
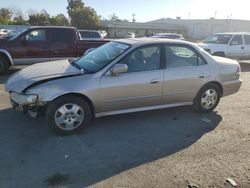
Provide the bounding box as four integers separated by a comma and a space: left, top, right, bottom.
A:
111, 64, 128, 75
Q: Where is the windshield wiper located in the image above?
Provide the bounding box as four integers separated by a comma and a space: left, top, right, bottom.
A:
68, 59, 83, 70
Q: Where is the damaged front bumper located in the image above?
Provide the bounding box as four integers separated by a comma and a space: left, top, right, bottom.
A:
9, 92, 46, 118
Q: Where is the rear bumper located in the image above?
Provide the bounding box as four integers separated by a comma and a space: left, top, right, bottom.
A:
222, 79, 242, 97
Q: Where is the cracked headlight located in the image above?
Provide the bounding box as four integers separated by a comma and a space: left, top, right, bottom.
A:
10, 92, 38, 105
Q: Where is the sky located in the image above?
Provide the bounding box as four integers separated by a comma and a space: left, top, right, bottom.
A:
1, 0, 250, 22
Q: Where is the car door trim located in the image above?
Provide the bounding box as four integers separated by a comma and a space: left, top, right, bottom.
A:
103, 93, 163, 103
96, 101, 192, 117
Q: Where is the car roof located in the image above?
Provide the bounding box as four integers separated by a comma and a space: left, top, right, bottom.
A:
214, 32, 250, 35
115, 38, 191, 46
154, 33, 182, 36
29, 26, 76, 29
78, 30, 100, 33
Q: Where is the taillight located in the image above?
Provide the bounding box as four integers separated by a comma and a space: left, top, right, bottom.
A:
235, 64, 241, 76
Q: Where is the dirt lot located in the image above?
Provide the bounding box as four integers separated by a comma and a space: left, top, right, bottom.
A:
0, 63, 250, 188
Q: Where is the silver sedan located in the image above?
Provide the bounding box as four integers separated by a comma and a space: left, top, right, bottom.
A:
5, 38, 242, 134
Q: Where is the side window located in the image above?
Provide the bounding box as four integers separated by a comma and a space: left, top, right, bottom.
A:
121, 46, 161, 73
244, 35, 250, 45
165, 45, 205, 68
51, 29, 74, 43
80, 31, 101, 39
25, 30, 46, 41
230, 35, 243, 45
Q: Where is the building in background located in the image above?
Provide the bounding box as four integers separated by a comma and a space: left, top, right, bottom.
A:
2, 18, 250, 41
101, 18, 250, 40
100, 20, 187, 38
147, 18, 250, 40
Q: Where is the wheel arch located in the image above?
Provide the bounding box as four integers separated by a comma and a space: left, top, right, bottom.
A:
198, 81, 223, 97
0, 49, 13, 67
49, 93, 96, 118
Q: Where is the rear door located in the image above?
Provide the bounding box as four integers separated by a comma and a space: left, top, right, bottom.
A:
48, 28, 77, 60
163, 44, 210, 104
227, 35, 245, 59
10, 28, 50, 64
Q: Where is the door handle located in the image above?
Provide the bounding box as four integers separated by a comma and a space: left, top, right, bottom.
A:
198, 75, 205, 78
42, 46, 48, 49
150, 79, 160, 84
241, 46, 245, 49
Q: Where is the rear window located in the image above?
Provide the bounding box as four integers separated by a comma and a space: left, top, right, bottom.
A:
80, 31, 101, 39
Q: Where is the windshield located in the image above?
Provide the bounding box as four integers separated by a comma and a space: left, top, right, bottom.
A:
203, 34, 232, 44
75, 42, 130, 72
9, 29, 28, 41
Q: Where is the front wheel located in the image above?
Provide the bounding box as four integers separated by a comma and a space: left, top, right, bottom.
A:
193, 83, 221, 113
46, 96, 92, 135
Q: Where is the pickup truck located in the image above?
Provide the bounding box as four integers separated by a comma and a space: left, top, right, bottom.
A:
0, 26, 109, 75
197, 32, 250, 60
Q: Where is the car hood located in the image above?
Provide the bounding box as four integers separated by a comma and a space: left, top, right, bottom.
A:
197, 42, 226, 48
5, 59, 82, 93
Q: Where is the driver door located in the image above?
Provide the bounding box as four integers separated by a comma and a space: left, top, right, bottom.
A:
10, 28, 50, 64
100, 45, 164, 112
227, 35, 245, 59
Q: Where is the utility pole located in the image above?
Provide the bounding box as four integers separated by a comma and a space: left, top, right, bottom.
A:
132, 13, 136, 22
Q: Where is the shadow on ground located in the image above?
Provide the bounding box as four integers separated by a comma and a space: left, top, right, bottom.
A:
239, 61, 250, 72
0, 106, 222, 188
0, 67, 22, 84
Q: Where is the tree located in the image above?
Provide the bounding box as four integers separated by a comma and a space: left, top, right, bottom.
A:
67, 0, 100, 29
0, 8, 12, 20
109, 13, 129, 23
50, 14, 69, 26
109, 13, 120, 22
67, 0, 84, 12
0, 8, 12, 24
13, 15, 27, 25
28, 9, 50, 25
9, 7, 26, 25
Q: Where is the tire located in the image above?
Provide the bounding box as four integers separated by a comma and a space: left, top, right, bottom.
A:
193, 83, 221, 113
46, 95, 92, 135
0, 56, 9, 75
213, 52, 225, 57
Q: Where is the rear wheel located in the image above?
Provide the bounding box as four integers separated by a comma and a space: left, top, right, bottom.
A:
0, 56, 9, 75
193, 83, 221, 113
46, 96, 92, 135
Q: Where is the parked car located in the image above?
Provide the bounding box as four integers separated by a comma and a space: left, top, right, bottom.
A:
5, 38, 242, 134
79, 30, 103, 40
198, 32, 250, 59
0, 26, 109, 75
0, 30, 19, 40
126, 32, 135, 38
152, 33, 185, 40
0, 29, 9, 37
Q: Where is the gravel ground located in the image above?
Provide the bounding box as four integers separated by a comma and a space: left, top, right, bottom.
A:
0, 63, 249, 188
